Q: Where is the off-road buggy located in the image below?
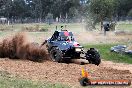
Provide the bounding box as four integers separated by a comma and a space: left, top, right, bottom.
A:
42, 27, 101, 65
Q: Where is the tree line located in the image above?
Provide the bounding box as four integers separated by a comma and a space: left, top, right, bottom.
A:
0, 0, 132, 21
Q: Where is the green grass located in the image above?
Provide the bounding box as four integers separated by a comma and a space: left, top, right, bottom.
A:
0, 71, 70, 88
85, 44, 132, 64
0, 32, 6, 36
0, 32, 14, 38
116, 24, 132, 30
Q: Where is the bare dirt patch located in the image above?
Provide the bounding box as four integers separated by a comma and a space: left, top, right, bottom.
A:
0, 59, 131, 87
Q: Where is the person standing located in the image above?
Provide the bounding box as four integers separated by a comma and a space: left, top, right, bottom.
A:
103, 23, 110, 36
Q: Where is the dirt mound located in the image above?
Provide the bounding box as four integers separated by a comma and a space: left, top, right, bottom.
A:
0, 32, 48, 62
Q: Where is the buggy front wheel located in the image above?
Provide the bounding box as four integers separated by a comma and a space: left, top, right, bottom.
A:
50, 47, 63, 62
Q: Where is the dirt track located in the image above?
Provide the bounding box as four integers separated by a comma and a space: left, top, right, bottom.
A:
0, 58, 131, 87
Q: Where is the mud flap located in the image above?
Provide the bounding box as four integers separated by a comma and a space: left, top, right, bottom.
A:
86, 48, 101, 66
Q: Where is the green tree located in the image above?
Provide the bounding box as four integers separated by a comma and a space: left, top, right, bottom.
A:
50, 0, 80, 19
0, 0, 12, 17
88, 0, 117, 30
0, 0, 81, 20
127, 9, 132, 17
116, 0, 132, 17
1, 0, 30, 19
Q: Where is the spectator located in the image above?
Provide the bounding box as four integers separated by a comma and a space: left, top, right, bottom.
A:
103, 23, 110, 35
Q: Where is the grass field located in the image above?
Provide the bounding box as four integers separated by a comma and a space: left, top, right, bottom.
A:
0, 71, 70, 88
0, 23, 85, 33
116, 23, 132, 30
0, 22, 131, 32
85, 44, 132, 64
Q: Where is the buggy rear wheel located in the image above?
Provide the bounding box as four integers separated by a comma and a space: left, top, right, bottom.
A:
50, 47, 63, 62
